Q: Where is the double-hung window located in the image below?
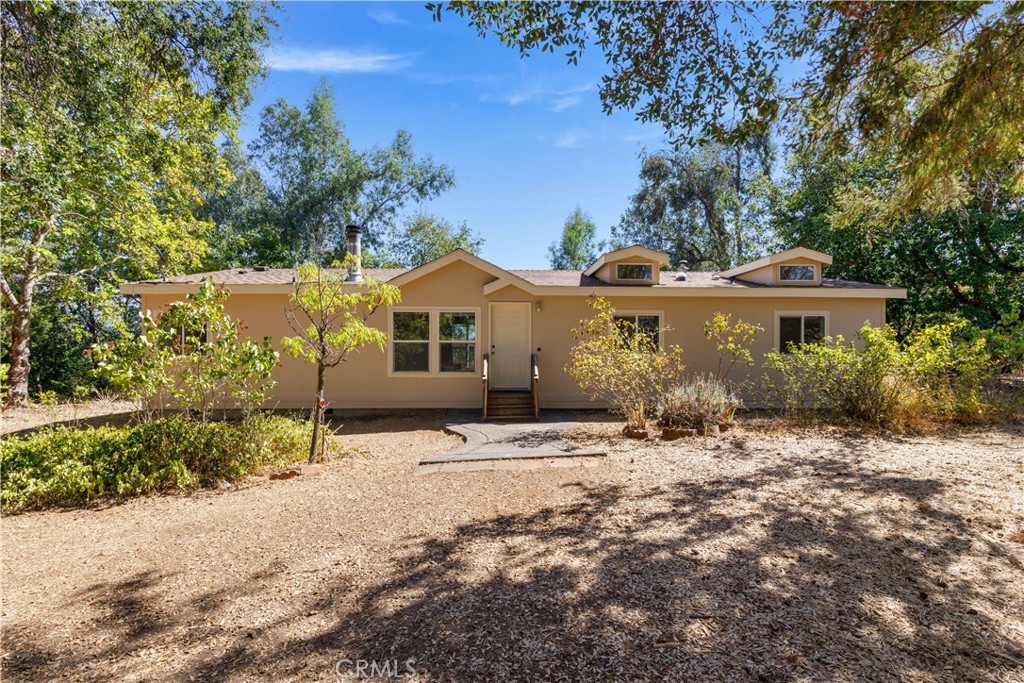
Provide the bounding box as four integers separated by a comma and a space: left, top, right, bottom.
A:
439, 312, 476, 373
613, 313, 661, 351
777, 313, 826, 352
392, 311, 431, 372
391, 309, 478, 375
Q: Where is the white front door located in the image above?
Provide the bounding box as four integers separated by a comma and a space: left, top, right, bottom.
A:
489, 302, 531, 390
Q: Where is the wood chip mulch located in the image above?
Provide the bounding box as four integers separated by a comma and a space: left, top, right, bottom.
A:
2, 412, 1022, 682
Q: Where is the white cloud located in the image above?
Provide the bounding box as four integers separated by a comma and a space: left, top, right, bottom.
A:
268, 48, 416, 73
498, 80, 595, 107
367, 8, 407, 26
551, 95, 582, 112
553, 127, 588, 149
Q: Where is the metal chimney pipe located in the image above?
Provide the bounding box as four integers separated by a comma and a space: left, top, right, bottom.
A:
345, 225, 363, 283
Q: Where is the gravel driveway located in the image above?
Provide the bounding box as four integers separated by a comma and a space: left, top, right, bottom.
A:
2, 413, 1022, 682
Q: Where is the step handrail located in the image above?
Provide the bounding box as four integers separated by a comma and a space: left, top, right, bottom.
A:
481, 352, 489, 421
531, 352, 539, 420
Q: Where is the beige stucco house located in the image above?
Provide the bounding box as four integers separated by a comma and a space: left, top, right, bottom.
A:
122, 234, 905, 419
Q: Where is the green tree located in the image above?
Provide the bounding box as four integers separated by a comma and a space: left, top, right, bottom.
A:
226, 81, 456, 266
372, 213, 484, 268
281, 261, 401, 463
431, 2, 1024, 213
548, 207, 604, 270
614, 138, 775, 271
774, 144, 1024, 339
1, 1, 274, 407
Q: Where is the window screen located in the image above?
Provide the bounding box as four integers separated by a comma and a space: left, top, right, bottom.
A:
439, 312, 476, 373
393, 311, 430, 372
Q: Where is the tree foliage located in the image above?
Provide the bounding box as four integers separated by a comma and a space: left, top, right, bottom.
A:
1, 0, 275, 406
774, 143, 1024, 344
281, 260, 401, 463
208, 81, 456, 267
94, 280, 279, 423
548, 207, 604, 270
615, 138, 775, 270
369, 213, 484, 268
431, 2, 1024, 212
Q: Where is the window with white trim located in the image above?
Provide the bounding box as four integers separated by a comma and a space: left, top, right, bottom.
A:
778, 314, 826, 352
779, 264, 816, 282
390, 309, 479, 375
392, 311, 430, 372
613, 313, 661, 351
439, 311, 476, 373
616, 263, 654, 281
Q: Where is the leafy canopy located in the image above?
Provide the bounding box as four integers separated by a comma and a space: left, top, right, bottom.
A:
206, 81, 456, 267
548, 207, 605, 270
431, 1, 1024, 212
369, 213, 484, 269
614, 138, 776, 270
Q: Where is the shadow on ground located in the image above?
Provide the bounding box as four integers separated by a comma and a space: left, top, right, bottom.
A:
5, 439, 1022, 682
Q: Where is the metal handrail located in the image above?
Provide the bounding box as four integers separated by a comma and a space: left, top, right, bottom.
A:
531, 352, 539, 420
481, 353, 489, 421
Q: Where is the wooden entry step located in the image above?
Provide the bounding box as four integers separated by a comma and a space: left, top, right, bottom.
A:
486, 390, 536, 420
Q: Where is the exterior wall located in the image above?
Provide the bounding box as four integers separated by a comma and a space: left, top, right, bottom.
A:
141, 260, 887, 411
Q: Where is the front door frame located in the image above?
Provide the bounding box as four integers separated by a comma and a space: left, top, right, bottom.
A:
488, 301, 532, 390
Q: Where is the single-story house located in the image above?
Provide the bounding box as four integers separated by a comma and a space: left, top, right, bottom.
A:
121, 228, 906, 418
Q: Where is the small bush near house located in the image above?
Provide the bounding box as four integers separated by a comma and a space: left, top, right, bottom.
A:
761, 321, 992, 428
93, 279, 278, 422
565, 296, 686, 433
703, 312, 764, 386
0, 413, 313, 513
658, 374, 742, 433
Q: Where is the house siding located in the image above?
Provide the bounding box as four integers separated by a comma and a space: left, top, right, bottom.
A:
140, 259, 887, 410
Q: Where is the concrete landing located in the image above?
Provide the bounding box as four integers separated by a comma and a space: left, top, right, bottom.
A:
420, 409, 607, 465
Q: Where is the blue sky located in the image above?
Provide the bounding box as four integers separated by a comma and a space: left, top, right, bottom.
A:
240, 2, 671, 269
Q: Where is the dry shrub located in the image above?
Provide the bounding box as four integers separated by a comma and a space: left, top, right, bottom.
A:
657, 374, 742, 432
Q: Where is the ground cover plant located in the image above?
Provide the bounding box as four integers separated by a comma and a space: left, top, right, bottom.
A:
0, 413, 312, 513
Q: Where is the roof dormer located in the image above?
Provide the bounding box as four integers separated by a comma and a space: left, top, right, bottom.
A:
717, 247, 832, 286
584, 245, 670, 285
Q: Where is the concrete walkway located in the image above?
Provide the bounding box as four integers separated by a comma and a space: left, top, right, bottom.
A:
419, 409, 607, 465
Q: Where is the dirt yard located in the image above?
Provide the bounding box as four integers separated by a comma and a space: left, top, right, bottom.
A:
2, 412, 1023, 682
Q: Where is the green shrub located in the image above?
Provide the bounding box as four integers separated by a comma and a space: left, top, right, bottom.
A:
565, 297, 687, 432
760, 321, 992, 427
658, 374, 742, 432
0, 414, 312, 513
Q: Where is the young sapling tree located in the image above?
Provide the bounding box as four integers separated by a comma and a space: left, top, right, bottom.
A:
282, 259, 400, 463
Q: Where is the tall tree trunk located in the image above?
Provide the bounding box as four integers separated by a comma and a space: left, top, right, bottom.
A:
2, 222, 49, 408
308, 362, 326, 464
5, 299, 33, 408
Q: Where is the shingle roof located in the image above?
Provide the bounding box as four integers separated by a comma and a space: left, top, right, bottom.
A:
132, 268, 408, 286
128, 267, 896, 290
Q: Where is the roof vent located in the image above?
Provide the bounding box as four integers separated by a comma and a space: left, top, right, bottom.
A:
674, 261, 688, 281
237, 269, 248, 275
253, 265, 269, 272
